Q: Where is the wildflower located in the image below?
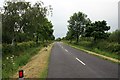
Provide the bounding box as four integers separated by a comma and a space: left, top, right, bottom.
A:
6, 57, 9, 60
11, 59, 14, 62
12, 55, 14, 58
10, 56, 13, 59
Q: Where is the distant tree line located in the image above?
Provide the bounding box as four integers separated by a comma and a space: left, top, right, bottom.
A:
2, 1, 55, 45
64, 11, 120, 56
65, 12, 120, 43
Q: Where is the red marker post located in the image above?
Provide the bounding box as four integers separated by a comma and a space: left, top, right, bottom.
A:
19, 70, 24, 80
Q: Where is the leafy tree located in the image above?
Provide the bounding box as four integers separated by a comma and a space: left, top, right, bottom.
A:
67, 12, 90, 43
2, 1, 54, 44
85, 20, 110, 41
2, 1, 31, 44
56, 38, 61, 41
66, 28, 75, 43
40, 18, 54, 42
22, 1, 53, 44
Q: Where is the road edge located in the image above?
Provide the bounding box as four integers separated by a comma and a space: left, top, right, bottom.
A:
39, 43, 54, 78
63, 42, 120, 64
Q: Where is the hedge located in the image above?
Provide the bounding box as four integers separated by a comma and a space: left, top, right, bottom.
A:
78, 40, 120, 54
2, 41, 36, 56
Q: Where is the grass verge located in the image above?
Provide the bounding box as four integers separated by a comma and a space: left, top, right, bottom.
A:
12, 43, 54, 78
39, 43, 53, 79
64, 41, 120, 63
2, 45, 41, 78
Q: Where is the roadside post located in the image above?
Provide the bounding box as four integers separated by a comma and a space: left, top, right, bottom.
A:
19, 70, 24, 80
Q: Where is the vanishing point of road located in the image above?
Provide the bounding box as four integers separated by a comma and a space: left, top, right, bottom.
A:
47, 42, 119, 78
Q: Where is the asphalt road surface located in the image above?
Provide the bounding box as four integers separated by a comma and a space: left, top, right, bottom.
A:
47, 42, 119, 78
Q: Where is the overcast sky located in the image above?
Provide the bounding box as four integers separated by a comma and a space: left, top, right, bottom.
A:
0, 0, 119, 38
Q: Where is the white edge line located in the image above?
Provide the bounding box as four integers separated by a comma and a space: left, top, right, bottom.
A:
76, 58, 86, 65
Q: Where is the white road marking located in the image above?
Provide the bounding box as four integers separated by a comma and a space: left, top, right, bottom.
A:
59, 43, 86, 65
65, 49, 68, 52
76, 58, 86, 65
59, 44, 64, 49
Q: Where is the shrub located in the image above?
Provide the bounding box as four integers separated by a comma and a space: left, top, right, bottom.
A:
106, 43, 120, 54
77, 39, 120, 54
2, 41, 36, 57
109, 30, 120, 43
93, 40, 120, 54
81, 41, 91, 47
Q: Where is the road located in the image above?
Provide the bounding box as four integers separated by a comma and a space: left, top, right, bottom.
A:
47, 42, 119, 78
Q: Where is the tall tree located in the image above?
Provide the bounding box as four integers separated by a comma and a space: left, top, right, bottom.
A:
2, 1, 54, 44
85, 20, 110, 41
67, 12, 90, 43
2, 1, 31, 44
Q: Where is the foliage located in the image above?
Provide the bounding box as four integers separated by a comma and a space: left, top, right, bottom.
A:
2, 45, 41, 78
79, 38, 120, 55
56, 37, 61, 41
66, 12, 90, 43
2, 41, 36, 56
65, 39, 119, 60
109, 30, 120, 43
2, 1, 54, 44
85, 20, 110, 41
2, 1, 54, 77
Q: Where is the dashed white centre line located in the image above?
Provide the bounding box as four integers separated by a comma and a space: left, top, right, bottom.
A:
76, 58, 86, 65
60, 44, 86, 65
65, 49, 69, 52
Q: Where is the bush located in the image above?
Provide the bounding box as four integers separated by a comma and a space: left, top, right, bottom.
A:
109, 30, 120, 43
2, 41, 36, 57
91, 40, 120, 54
77, 39, 120, 54
2, 45, 41, 78
106, 43, 120, 54
79, 41, 91, 47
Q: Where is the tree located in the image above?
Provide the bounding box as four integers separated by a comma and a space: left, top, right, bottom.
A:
2, 1, 54, 44
67, 12, 90, 43
2, 1, 31, 44
85, 20, 110, 41
56, 38, 61, 41
40, 18, 54, 42
23, 1, 53, 44
66, 28, 75, 43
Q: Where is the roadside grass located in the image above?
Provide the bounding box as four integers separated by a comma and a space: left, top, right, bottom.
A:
2, 45, 41, 78
0, 59, 1, 79
12, 42, 53, 78
64, 41, 119, 63
0, 44, 1, 79
39, 43, 53, 79
92, 48, 118, 59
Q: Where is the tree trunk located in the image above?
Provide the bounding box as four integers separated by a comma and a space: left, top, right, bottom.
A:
76, 34, 79, 44
36, 35, 39, 44
70, 38, 72, 43
11, 32, 16, 46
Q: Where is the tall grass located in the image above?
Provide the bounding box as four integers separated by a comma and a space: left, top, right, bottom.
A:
65, 39, 119, 60
2, 41, 48, 78
2, 46, 41, 78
